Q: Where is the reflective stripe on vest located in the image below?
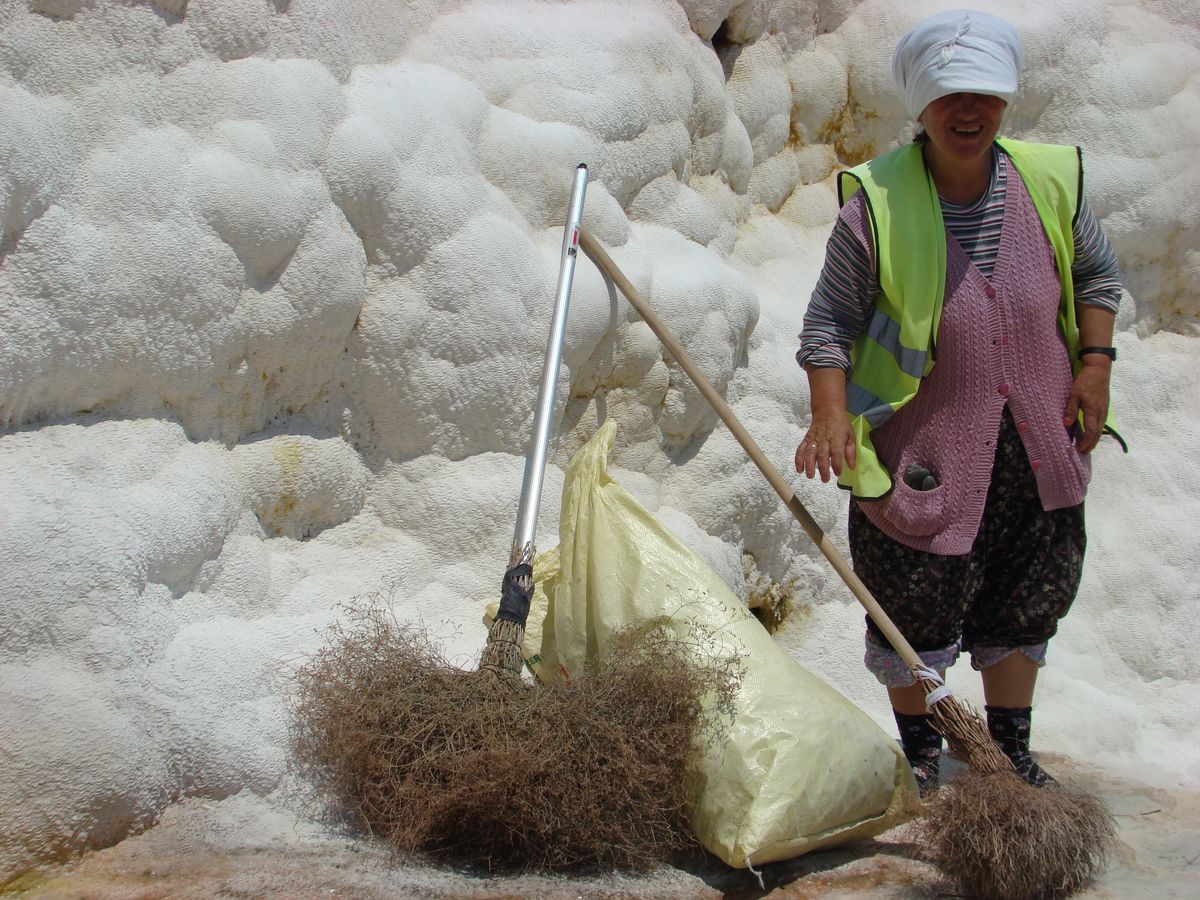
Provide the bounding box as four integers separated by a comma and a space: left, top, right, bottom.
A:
835, 138, 1090, 499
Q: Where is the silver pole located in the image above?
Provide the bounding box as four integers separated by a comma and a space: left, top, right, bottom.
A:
512, 164, 589, 553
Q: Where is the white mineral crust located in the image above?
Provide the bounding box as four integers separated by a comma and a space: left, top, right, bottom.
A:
1, 0, 1197, 878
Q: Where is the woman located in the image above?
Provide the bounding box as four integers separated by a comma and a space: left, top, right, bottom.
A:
795, 9, 1124, 794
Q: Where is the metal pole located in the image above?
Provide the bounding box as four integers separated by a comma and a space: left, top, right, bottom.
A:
511, 163, 588, 553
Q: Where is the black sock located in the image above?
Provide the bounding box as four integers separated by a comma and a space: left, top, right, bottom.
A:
986, 705, 1056, 786
895, 710, 942, 795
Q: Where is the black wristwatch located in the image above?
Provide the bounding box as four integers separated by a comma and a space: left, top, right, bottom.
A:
1078, 346, 1117, 361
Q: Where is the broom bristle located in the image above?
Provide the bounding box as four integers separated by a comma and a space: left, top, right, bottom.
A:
475, 617, 526, 689
923, 683, 1013, 775
287, 598, 739, 872
917, 768, 1118, 899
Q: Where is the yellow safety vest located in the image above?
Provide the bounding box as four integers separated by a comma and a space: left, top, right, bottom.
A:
835, 138, 1120, 499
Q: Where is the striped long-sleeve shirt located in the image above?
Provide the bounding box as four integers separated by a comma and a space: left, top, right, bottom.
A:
798, 146, 1123, 372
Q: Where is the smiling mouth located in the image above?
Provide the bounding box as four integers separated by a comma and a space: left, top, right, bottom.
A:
952, 125, 983, 135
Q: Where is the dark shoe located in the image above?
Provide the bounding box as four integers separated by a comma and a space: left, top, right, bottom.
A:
986, 705, 1058, 787
1012, 754, 1057, 787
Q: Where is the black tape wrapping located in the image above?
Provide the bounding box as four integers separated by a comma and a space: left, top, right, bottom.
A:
495, 563, 533, 625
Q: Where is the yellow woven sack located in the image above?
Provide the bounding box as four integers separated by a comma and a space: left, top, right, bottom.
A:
489, 420, 918, 867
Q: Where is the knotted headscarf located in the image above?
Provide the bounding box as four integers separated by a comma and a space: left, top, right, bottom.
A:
892, 9, 1024, 121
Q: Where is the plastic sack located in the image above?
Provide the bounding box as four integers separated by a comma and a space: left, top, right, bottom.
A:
488, 420, 918, 867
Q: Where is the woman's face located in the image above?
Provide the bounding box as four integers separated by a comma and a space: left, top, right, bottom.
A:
919, 92, 1006, 164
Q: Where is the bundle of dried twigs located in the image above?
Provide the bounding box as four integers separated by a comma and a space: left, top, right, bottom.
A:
288, 598, 739, 872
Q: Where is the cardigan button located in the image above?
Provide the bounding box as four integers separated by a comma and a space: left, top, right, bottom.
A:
1017, 421, 1029, 434
986, 285, 997, 299
997, 383, 1009, 397
1031, 459, 1042, 471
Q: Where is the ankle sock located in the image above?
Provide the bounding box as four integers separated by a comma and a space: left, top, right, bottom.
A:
894, 710, 942, 796
986, 705, 1056, 786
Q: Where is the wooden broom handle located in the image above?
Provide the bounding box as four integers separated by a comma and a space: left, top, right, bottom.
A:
578, 227, 927, 672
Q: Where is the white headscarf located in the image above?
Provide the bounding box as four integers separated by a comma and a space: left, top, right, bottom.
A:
892, 9, 1024, 121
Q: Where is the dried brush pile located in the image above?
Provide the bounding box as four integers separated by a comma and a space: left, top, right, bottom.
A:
288, 600, 739, 872
917, 769, 1118, 899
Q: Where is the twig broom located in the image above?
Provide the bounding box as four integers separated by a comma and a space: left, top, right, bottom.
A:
477, 164, 591, 690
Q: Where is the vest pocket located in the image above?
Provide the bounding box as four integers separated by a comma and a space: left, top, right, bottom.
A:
880, 477, 950, 537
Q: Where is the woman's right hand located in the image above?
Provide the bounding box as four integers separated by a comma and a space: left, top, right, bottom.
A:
797, 366, 857, 482
796, 406, 857, 482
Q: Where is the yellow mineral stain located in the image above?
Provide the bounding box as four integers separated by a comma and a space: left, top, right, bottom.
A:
269, 440, 305, 534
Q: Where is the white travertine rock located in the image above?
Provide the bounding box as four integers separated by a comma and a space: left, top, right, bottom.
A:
786, 43, 850, 148
0, 84, 75, 245
344, 214, 561, 462
629, 175, 728, 248
676, 0, 739, 41
1, 0, 1198, 881
726, 37, 792, 166
324, 62, 492, 272
779, 179, 840, 229
793, 142, 838, 184
610, 224, 759, 457
712, 96, 755, 192
231, 433, 370, 539
815, 0, 856, 35
192, 151, 326, 280
748, 148, 801, 212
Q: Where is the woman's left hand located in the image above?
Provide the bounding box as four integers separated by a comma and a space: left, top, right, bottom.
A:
1062, 358, 1112, 453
